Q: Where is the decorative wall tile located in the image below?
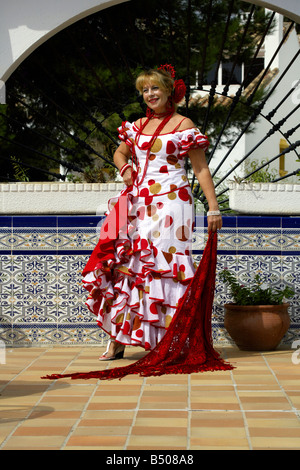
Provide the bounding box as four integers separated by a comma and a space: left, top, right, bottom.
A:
0, 215, 299, 347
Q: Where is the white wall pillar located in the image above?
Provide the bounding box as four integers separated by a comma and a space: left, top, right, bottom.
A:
264, 12, 283, 70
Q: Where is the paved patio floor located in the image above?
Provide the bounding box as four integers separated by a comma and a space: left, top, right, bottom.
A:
0, 345, 300, 450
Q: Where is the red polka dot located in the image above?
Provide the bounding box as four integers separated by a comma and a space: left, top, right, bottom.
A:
179, 187, 190, 201
148, 179, 155, 185
166, 141, 176, 154
140, 187, 153, 205
135, 329, 144, 338
164, 215, 173, 228
137, 207, 145, 220
140, 188, 148, 196
123, 321, 131, 335
179, 264, 186, 272
150, 303, 158, 315
141, 238, 148, 250
157, 202, 164, 209
145, 342, 151, 350
159, 165, 168, 173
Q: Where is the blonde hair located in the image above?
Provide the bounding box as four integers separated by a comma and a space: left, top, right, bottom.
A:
136, 69, 174, 96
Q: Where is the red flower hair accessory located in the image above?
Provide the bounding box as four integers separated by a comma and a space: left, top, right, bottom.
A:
157, 63, 186, 103
173, 79, 186, 103
158, 63, 176, 79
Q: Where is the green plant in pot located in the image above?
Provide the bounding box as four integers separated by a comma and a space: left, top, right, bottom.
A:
220, 269, 295, 351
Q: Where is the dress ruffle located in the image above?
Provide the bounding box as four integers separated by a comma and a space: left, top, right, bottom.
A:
82, 187, 195, 351
118, 121, 210, 156
177, 128, 210, 156
118, 121, 135, 151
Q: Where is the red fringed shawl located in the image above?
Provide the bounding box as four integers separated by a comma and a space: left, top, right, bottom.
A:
42, 197, 233, 381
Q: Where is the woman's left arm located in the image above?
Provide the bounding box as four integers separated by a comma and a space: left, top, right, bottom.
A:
188, 147, 222, 233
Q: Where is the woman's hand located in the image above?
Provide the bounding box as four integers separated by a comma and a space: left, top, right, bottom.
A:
122, 168, 133, 186
207, 214, 222, 233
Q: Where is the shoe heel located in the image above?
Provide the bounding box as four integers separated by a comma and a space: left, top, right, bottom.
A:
115, 349, 124, 359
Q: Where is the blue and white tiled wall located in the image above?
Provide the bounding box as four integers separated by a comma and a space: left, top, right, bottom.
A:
0, 215, 299, 347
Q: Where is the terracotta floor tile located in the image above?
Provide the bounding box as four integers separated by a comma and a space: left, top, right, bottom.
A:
131, 426, 187, 436
12, 426, 72, 436
190, 402, 241, 410
251, 437, 300, 449
247, 418, 300, 428
72, 426, 131, 436
79, 418, 133, 427
1, 436, 66, 449
1, 345, 299, 451
134, 417, 188, 427
190, 437, 249, 448
127, 435, 187, 447
136, 410, 188, 418
65, 435, 127, 447
29, 410, 82, 420
87, 402, 137, 410
249, 427, 300, 437
191, 427, 247, 439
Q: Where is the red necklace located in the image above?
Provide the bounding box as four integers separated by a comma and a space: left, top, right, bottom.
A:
133, 106, 174, 189
135, 106, 174, 151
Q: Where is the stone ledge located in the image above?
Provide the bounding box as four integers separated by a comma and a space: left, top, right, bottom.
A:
0, 182, 124, 214
228, 182, 300, 215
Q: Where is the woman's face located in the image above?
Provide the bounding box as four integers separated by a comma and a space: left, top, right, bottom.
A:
142, 81, 170, 113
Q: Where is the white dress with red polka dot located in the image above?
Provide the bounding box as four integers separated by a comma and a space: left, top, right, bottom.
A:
83, 121, 209, 350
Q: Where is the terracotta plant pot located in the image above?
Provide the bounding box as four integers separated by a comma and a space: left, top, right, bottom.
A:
224, 303, 290, 351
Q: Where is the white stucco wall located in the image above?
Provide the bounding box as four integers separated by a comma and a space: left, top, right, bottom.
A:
243, 14, 300, 181
243, 0, 300, 22
0, 0, 129, 82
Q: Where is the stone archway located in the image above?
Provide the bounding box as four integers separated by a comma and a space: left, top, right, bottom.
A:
0, 0, 129, 82
0, 0, 299, 83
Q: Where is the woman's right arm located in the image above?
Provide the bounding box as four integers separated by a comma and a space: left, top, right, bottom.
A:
113, 142, 133, 186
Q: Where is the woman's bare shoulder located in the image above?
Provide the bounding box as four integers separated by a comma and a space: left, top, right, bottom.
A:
175, 115, 195, 131
134, 117, 147, 129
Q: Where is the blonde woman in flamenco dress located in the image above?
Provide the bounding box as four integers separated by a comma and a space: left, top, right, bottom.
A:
83, 65, 222, 361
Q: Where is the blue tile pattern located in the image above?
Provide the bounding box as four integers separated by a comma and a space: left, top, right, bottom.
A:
0, 215, 299, 347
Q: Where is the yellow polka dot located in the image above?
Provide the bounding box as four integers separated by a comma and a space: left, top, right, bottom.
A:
182, 175, 187, 181
152, 231, 160, 238
152, 214, 159, 221
151, 138, 162, 153
175, 163, 181, 169
177, 271, 186, 281
118, 266, 130, 274
169, 246, 176, 254
115, 313, 124, 323
133, 316, 142, 330
165, 315, 173, 328
149, 182, 162, 194
168, 192, 177, 200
